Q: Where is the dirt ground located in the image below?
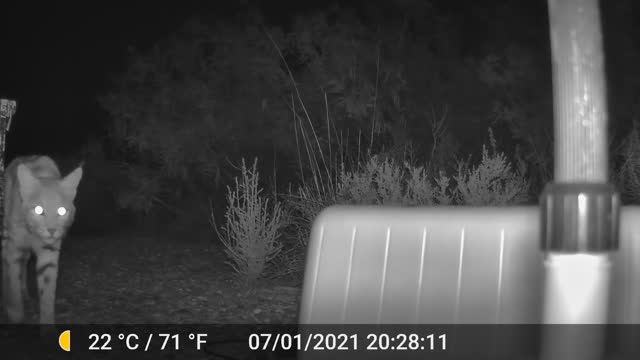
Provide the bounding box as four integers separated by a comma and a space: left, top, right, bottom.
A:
10, 227, 303, 325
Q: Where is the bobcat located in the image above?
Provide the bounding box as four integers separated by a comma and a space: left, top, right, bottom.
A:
1, 156, 82, 323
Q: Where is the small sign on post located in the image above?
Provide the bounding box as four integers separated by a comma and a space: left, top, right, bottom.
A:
0, 98, 17, 225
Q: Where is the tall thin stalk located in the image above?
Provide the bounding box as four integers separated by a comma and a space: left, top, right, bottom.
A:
370, 44, 380, 150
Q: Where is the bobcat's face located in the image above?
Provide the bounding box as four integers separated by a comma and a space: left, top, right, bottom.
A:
22, 188, 75, 242
17, 164, 82, 244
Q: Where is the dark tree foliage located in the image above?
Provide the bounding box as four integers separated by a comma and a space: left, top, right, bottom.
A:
95, 0, 640, 221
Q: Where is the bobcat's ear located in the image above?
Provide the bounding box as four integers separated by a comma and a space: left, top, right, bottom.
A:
16, 164, 39, 200
61, 166, 83, 200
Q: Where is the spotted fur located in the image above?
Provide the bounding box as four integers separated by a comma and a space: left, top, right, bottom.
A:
1, 156, 82, 323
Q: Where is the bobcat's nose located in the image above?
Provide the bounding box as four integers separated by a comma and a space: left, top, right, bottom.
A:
47, 228, 56, 237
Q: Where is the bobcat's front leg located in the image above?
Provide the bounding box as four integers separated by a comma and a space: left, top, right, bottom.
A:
36, 243, 61, 324
21, 253, 31, 302
2, 238, 27, 323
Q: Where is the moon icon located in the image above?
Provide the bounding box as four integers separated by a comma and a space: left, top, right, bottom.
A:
58, 330, 71, 352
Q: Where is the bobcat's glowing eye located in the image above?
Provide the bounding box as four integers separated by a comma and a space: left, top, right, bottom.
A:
57, 207, 67, 216
34, 205, 44, 215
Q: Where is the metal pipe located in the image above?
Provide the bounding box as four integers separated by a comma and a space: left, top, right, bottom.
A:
540, 0, 619, 359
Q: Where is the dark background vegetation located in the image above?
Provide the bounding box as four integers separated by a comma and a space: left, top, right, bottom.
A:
1, 0, 639, 236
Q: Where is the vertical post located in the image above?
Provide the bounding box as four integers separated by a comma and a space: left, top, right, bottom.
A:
541, 0, 619, 359
0, 99, 17, 226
